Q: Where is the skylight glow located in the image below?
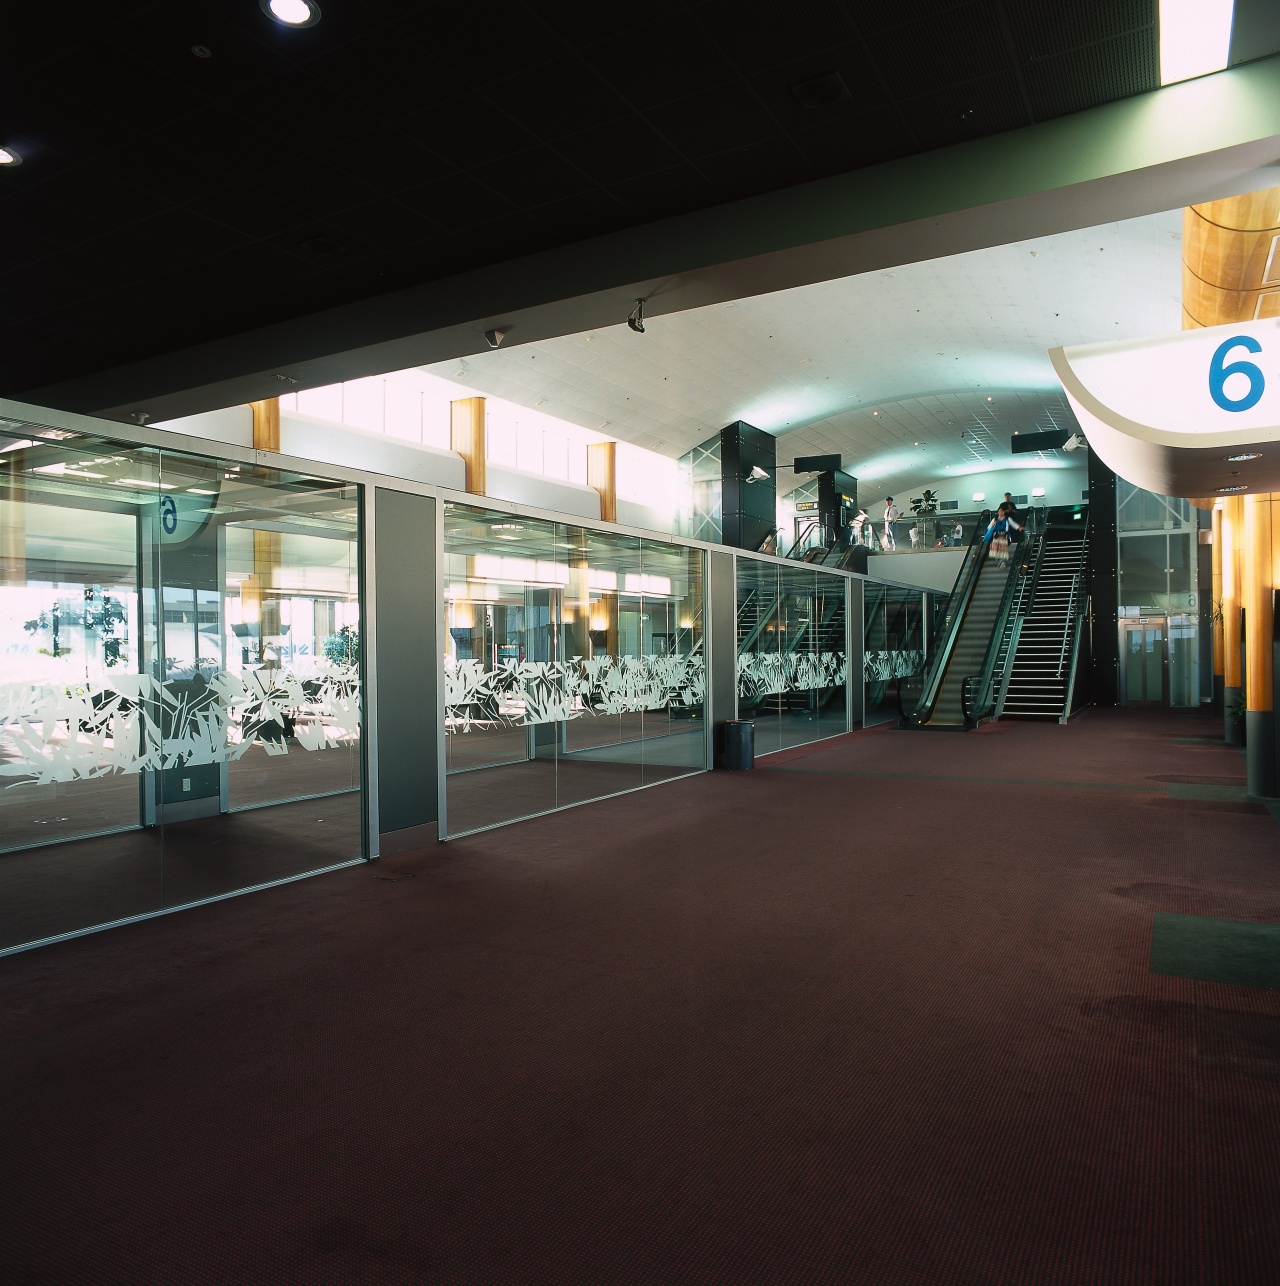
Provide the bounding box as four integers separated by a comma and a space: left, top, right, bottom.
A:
1160, 0, 1234, 85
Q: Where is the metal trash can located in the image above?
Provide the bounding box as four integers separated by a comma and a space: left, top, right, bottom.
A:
722, 718, 755, 770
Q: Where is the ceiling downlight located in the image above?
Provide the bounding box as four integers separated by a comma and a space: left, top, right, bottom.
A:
261, 0, 321, 28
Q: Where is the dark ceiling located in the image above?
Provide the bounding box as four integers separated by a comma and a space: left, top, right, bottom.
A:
0, 2, 1175, 396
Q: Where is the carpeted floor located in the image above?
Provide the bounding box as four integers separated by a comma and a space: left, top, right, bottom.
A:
1, 708, 1278, 1284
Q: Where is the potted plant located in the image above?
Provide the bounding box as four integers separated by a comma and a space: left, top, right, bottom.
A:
910, 490, 939, 549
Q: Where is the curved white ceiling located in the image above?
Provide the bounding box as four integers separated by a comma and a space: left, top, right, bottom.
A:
425, 209, 1183, 498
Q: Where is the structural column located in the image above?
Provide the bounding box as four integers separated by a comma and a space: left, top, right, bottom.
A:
1211, 502, 1224, 715
247, 399, 282, 664
1221, 495, 1244, 744
587, 441, 617, 523
1243, 494, 1277, 796
1, 448, 26, 587
450, 397, 486, 495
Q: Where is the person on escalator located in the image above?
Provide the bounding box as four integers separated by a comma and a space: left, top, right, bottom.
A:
984, 505, 1021, 564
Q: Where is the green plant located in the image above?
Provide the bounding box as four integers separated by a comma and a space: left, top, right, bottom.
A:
323, 625, 360, 667
910, 489, 939, 517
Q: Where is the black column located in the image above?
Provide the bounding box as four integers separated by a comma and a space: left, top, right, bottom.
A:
720, 421, 776, 551
1086, 451, 1118, 707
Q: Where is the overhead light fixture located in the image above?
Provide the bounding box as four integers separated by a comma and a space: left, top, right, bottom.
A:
1159, 0, 1234, 85
972, 492, 985, 502
1223, 452, 1261, 461
1218, 484, 1248, 493
484, 327, 509, 349
1031, 487, 1046, 498
627, 298, 646, 334
0, 146, 22, 166
261, 0, 321, 27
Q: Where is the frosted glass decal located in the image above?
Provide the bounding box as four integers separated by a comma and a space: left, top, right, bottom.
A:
445, 650, 705, 731
0, 660, 361, 784
737, 651, 846, 700
863, 649, 924, 682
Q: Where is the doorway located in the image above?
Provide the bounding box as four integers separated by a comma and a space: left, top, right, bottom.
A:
1120, 618, 1168, 706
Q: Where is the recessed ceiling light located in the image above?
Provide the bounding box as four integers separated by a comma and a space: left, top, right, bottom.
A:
1223, 452, 1261, 462
261, 0, 321, 27
1159, 0, 1233, 85
0, 146, 22, 166
1218, 484, 1248, 493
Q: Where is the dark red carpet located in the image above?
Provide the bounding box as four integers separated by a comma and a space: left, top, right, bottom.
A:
2, 708, 1278, 1284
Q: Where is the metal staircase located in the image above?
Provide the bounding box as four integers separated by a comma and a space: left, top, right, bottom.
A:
1001, 519, 1090, 721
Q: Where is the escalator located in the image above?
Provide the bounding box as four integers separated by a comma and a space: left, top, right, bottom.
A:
899, 510, 1039, 729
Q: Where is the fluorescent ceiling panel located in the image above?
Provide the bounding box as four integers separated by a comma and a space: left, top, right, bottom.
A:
1160, 0, 1235, 84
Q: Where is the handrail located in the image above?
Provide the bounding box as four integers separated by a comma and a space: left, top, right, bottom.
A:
963, 508, 1046, 723
901, 509, 993, 725
1060, 593, 1090, 722
787, 518, 822, 559
1056, 511, 1091, 677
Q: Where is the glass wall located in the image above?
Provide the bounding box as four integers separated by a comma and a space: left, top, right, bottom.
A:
442, 503, 706, 835
736, 557, 848, 755
1117, 483, 1201, 706
0, 418, 363, 953
863, 582, 926, 726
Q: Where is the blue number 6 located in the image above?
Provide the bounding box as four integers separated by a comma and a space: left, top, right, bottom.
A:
160, 494, 178, 535
1209, 335, 1265, 412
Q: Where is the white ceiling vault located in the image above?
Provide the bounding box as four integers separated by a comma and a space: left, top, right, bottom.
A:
422, 208, 1184, 501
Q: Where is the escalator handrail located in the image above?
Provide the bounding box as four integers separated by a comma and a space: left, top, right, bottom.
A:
902, 509, 993, 725
965, 508, 1047, 722
1056, 510, 1091, 677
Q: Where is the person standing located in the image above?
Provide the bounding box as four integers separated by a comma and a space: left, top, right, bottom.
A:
883, 496, 902, 551
951, 518, 964, 547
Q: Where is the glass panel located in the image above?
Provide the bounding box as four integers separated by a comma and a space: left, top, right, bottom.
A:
815, 576, 848, 738
153, 450, 363, 908
0, 420, 365, 953
443, 503, 704, 837
863, 583, 924, 726
736, 557, 782, 754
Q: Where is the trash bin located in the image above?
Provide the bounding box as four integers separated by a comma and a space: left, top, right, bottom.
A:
721, 718, 755, 770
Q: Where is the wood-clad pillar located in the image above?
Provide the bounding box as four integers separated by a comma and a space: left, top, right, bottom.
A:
1243, 494, 1277, 796
450, 397, 486, 495
1211, 502, 1224, 715
1, 448, 26, 587
587, 441, 617, 523
250, 398, 280, 452
1221, 495, 1245, 744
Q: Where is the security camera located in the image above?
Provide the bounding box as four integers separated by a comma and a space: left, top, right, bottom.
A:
627, 298, 646, 334
484, 327, 508, 349
1063, 432, 1085, 452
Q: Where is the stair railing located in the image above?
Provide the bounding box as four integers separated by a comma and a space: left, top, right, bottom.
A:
900, 510, 992, 726
1060, 593, 1090, 723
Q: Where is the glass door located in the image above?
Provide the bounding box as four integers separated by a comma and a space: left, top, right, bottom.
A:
1120, 618, 1168, 705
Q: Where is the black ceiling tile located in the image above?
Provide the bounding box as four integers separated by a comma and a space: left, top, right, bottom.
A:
697, 137, 811, 201
300, 30, 445, 123
468, 145, 599, 209
232, 75, 385, 153
748, 42, 893, 129
400, 97, 538, 171
526, 188, 632, 242
323, 198, 439, 251
695, 3, 858, 72
391, 5, 563, 86
863, 2, 1012, 91
643, 84, 781, 161
397, 173, 516, 234
788, 109, 919, 175
853, 1, 986, 36
1006, 0, 1154, 61
184, 183, 314, 241
592, 21, 740, 106
530, 4, 659, 49
321, 127, 452, 195
897, 71, 1031, 151
1023, 29, 1160, 120
104, 124, 239, 204
606, 165, 718, 225
554, 116, 687, 187
13, 171, 147, 243
250, 155, 382, 220
444, 212, 556, 268
345, 234, 461, 288
488, 57, 633, 143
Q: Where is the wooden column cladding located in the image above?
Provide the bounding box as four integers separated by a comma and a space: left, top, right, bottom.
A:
450, 397, 486, 495
250, 398, 281, 452
1221, 495, 1244, 689
1182, 186, 1280, 329
587, 441, 617, 523
1211, 502, 1224, 686
1242, 494, 1275, 715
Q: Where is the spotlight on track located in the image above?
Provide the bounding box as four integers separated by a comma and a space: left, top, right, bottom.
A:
484, 328, 509, 349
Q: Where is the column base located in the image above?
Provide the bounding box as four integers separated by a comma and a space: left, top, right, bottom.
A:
1246, 710, 1276, 797
1225, 686, 1245, 745
1213, 673, 1224, 718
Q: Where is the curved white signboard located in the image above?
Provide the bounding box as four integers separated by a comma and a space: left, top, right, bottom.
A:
1050, 318, 1280, 497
